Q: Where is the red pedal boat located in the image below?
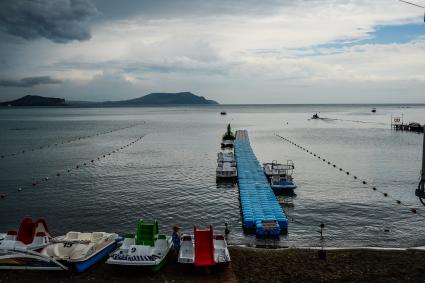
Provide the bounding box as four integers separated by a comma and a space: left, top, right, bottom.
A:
177, 225, 230, 266
0, 218, 66, 270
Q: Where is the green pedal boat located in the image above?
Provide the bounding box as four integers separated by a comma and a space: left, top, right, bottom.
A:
106, 220, 172, 272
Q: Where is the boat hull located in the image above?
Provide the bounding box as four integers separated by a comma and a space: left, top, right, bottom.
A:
72, 240, 119, 273
271, 184, 297, 190
107, 254, 168, 272
0, 249, 67, 270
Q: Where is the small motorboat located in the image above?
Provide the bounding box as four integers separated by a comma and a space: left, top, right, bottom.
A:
217, 152, 236, 167
221, 124, 235, 148
107, 219, 172, 272
263, 160, 297, 193
371, 108, 376, 113
41, 231, 122, 272
311, 113, 320, 119
220, 111, 227, 115
178, 225, 230, 266
0, 218, 66, 270
220, 140, 234, 148
216, 162, 237, 181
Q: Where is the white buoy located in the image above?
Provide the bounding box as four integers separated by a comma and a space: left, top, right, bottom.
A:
18, 188, 22, 191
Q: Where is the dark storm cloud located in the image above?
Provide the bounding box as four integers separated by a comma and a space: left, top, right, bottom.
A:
0, 0, 98, 43
93, 0, 287, 20
0, 76, 62, 88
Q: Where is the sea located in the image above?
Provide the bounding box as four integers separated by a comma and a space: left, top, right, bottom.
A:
0, 105, 424, 248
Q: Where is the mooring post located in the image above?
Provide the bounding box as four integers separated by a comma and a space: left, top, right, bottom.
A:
422, 126, 425, 180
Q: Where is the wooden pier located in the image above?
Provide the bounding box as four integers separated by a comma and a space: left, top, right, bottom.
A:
391, 116, 424, 133
391, 123, 424, 133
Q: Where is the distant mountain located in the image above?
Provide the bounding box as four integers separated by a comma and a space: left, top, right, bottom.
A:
104, 92, 219, 105
0, 95, 66, 106
1, 92, 218, 107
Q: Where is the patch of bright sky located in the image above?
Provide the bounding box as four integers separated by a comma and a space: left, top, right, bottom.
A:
291, 23, 425, 57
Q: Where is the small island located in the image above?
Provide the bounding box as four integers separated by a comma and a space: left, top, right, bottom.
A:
103, 92, 218, 105
0, 95, 66, 107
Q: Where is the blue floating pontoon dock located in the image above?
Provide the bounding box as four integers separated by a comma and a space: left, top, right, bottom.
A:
235, 130, 288, 236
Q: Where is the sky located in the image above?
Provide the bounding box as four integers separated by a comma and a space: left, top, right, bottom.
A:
0, 0, 425, 104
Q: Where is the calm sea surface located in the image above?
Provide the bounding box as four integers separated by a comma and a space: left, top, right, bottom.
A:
0, 105, 424, 247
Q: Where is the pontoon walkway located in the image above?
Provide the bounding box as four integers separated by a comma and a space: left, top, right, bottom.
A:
235, 130, 288, 236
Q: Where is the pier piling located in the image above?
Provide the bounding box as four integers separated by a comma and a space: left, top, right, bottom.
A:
422, 126, 425, 180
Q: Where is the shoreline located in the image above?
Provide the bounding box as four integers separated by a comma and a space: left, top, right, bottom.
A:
2, 246, 425, 282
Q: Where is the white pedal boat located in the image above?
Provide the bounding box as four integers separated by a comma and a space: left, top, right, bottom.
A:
107, 220, 172, 272
41, 231, 121, 272
178, 225, 230, 266
0, 218, 66, 270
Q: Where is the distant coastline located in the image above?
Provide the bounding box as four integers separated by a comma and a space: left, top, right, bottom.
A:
2, 94, 425, 108
0, 92, 219, 107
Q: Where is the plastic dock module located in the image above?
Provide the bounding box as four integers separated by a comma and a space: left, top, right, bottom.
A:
194, 225, 215, 266
235, 130, 288, 236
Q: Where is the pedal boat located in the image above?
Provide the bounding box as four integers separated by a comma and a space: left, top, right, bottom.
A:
263, 160, 297, 193
0, 218, 66, 270
41, 231, 121, 272
107, 219, 172, 272
178, 225, 230, 266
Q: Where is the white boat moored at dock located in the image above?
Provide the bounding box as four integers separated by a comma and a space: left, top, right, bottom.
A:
217, 152, 236, 166
221, 140, 234, 148
216, 162, 237, 180
263, 160, 297, 192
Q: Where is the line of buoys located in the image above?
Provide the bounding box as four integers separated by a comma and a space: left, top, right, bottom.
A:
0, 136, 144, 198
275, 134, 424, 218
0, 124, 143, 160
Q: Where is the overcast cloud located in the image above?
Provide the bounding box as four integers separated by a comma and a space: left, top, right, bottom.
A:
0, 0, 98, 43
0, 0, 424, 103
0, 76, 62, 87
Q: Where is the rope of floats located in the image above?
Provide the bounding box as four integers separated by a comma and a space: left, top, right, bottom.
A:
275, 134, 425, 220
0, 123, 143, 160
0, 135, 145, 199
